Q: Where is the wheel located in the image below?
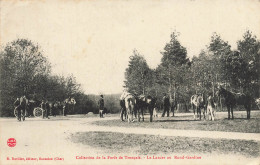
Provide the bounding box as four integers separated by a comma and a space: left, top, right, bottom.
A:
33, 107, 44, 117
14, 108, 18, 117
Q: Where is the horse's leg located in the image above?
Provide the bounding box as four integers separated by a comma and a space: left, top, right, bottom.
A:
17, 108, 21, 121
206, 106, 209, 120
21, 109, 25, 121
193, 105, 196, 120
134, 107, 137, 119
124, 108, 127, 120
142, 108, 144, 121
209, 106, 214, 121
131, 106, 134, 122
127, 108, 130, 123
247, 101, 251, 119
172, 104, 175, 117
120, 108, 124, 121
137, 107, 140, 122
203, 107, 206, 120
150, 107, 153, 122
227, 105, 230, 119
231, 105, 234, 120
199, 107, 201, 120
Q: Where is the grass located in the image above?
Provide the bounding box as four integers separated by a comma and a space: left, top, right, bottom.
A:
92, 111, 260, 133
70, 131, 260, 157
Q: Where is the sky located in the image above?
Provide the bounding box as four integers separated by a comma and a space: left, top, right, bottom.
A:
1, 0, 260, 94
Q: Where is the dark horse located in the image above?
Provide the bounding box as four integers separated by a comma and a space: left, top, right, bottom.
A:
136, 95, 156, 122
217, 87, 252, 119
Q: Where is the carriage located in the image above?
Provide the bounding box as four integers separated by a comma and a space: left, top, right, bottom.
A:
14, 98, 76, 118
14, 99, 45, 118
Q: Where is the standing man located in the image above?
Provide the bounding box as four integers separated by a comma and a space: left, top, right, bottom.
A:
63, 100, 68, 116
207, 92, 216, 121
162, 93, 170, 117
45, 100, 50, 119
120, 99, 126, 121
41, 100, 46, 119
41, 99, 50, 119
98, 95, 104, 118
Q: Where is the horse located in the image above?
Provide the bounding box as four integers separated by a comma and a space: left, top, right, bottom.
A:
136, 94, 146, 122
62, 97, 76, 115
191, 94, 206, 120
27, 99, 41, 117
14, 96, 29, 121
136, 95, 156, 122
146, 95, 156, 122
216, 87, 252, 119
125, 94, 136, 123
120, 90, 136, 123
48, 101, 62, 116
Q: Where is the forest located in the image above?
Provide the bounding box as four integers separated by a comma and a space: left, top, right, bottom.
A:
0, 30, 259, 116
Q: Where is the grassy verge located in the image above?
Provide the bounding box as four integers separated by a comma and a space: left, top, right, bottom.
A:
92, 111, 260, 133
70, 131, 260, 157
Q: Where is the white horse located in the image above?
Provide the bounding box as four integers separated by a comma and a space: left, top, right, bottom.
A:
191, 94, 205, 120
120, 90, 136, 123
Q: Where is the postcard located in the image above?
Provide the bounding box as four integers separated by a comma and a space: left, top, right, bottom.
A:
0, 0, 260, 165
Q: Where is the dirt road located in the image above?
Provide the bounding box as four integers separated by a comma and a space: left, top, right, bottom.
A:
0, 115, 259, 165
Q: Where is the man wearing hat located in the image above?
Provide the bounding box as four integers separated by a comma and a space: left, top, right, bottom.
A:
162, 93, 170, 117
98, 95, 104, 118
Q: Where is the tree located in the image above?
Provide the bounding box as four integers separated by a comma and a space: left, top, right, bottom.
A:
124, 49, 152, 95
207, 33, 232, 88
1, 39, 50, 95
0, 39, 51, 116
158, 31, 189, 107
237, 30, 260, 96
191, 49, 219, 96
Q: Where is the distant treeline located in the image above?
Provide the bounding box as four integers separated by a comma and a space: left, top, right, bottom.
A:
73, 94, 121, 115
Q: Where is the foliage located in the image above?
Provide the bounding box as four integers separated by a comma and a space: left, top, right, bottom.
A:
124, 50, 153, 95
0, 39, 88, 116
157, 31, 190, 103
237, 31, 260, 96
123, 30, 259, 110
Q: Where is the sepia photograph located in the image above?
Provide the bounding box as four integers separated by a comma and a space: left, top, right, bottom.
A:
0, 0, 260, 164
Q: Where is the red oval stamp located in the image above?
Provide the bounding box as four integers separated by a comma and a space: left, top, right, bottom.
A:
7, 138, 16, 147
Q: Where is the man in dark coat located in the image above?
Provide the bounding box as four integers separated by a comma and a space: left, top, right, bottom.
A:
41, 100, 50, 119
120, 99, 126, 121
98, 95, 104, 118
63, 101, 68, 116
162, 93, 170, 117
